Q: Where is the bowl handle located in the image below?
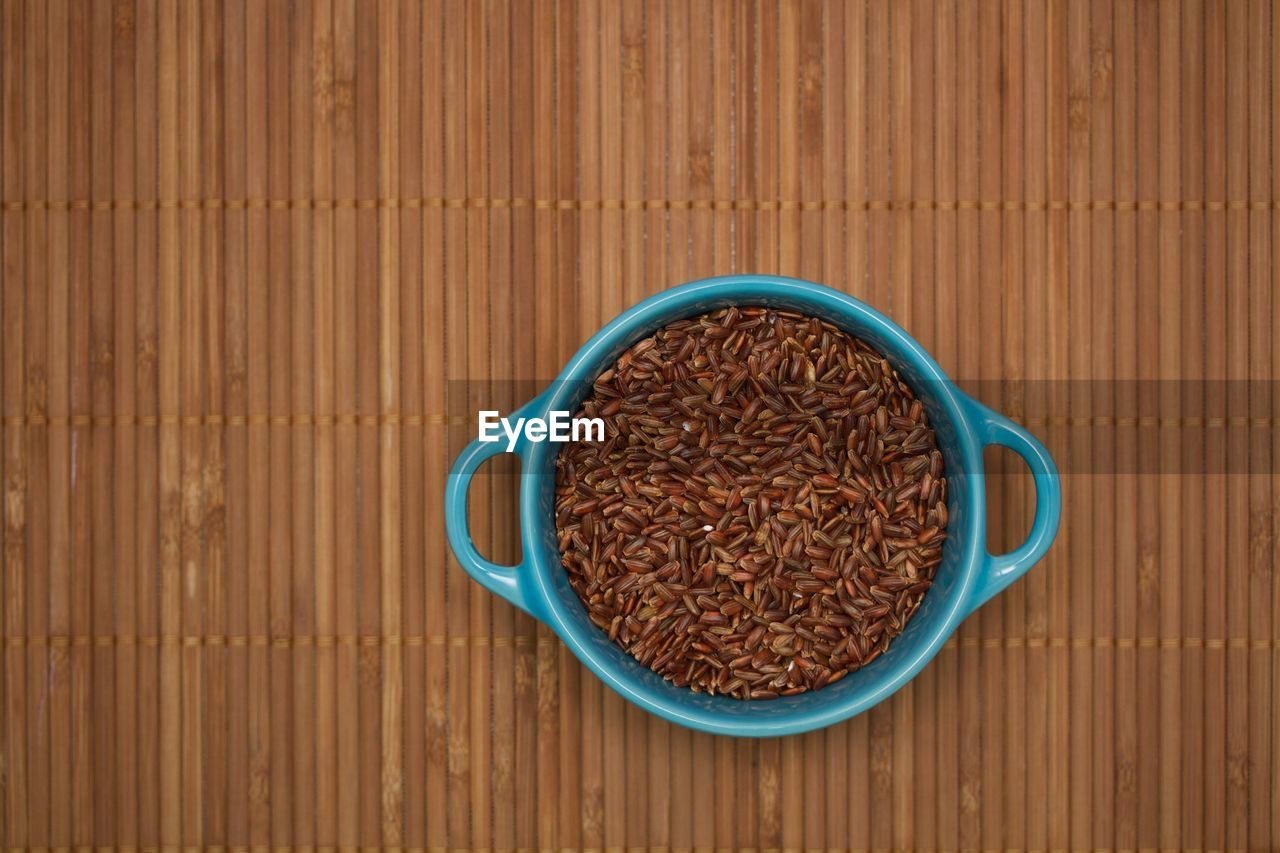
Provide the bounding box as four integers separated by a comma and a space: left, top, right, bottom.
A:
444, 401, 538, 616
964, 396, 1062, 614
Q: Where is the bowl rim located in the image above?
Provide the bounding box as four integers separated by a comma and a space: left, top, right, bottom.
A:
517, 274, 987, 736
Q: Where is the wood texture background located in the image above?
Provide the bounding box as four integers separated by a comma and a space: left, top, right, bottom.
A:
2, 1, 1278, 850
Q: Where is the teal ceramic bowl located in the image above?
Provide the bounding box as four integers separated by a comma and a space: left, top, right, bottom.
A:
446, 275, 1060, 737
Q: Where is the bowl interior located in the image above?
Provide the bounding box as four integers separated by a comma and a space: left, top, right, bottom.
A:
523, 279, 981, 732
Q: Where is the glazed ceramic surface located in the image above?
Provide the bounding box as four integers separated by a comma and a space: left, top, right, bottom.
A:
446, 275, 1060, 736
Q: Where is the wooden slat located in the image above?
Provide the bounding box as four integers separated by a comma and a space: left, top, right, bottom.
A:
1246, 8, 1274, 853
311, 0, 336, 849
331, 0, 359, 845
420, 0, 447, 844
243, 1, 271, 848
954, 0, 979, 847
202, 0, 227, 842
1224, 2, 1251, 849
978, 2, 1003, 848
288, 1, 315, 846
998, 1, 1026, 847
1112, 1, 1138, 848
1179, 2, 1206, 846
2, 0, 26, 846
822, 3, 850, 847
1022, 2, 1050, 849
931, 3, 958, 848
23, 0, 49, 849
1088, 1, 1114, 849
45, 0, 74, 847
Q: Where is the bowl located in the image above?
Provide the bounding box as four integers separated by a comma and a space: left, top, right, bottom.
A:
445, 275, 1060, 736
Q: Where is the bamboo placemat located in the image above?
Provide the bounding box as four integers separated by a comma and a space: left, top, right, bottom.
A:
1, 1, 1277, 851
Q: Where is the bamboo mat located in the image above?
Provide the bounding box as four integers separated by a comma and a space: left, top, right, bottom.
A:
2, 1, 1278, 851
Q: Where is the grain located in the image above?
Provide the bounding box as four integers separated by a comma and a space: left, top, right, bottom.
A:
554, 307, 949, 699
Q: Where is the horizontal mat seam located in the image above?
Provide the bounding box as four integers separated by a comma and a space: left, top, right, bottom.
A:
2, 415, 1276, 429
0, 197, 1277, 212
1, 635, 1274, 651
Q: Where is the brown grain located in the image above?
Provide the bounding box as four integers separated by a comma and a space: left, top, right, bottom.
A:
554, 307, 948, 699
